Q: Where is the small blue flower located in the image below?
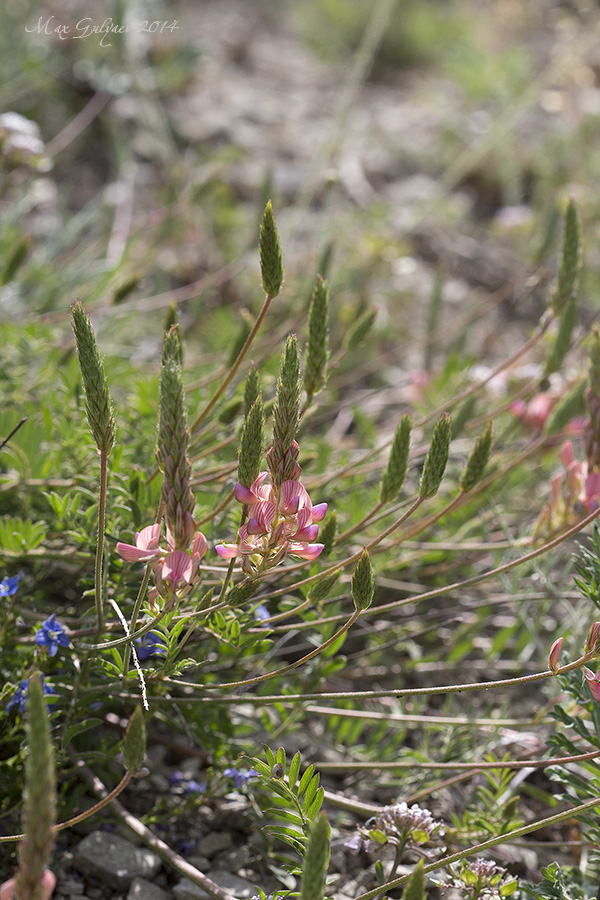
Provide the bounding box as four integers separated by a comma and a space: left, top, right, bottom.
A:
184, 779, 205, 794
134, 631, 167, 661
0, 572, 23, 597
35, 614, 70, 657
6, 676, 56, 714
223, 767, 259, 790
253, 604, 271, 626
168, 771, 206, 794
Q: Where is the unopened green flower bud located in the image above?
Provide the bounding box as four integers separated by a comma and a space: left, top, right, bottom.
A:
300, 812, 331, 900
308, 569, 341, 608
460, 421, 493, 492
352, 548, 374, 612
419, 413, 452, 499
380, 414, 412, 503
122, 706, 146, 773
218, 397, 242, 425
304, 275, 330, 401
545, 296, 578, 377
344, 307, 376, 350
318, 511, 337, 556
226, 577, 260, 606
238, 395, 264, 488
259, 200, 284, 297
71, 301, 115, 456
403, 859, 425, 900
550, 198, 581, 315
2, 234, 30, 285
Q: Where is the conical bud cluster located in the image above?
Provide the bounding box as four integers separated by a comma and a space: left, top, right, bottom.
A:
157, 327, 196, 550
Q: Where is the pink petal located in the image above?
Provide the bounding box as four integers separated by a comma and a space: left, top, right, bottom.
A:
585, 473, 600, 507
216, 543, 239, 559
235, 483, 256, 505
293, 523, 319, 542
548, 637, 563, 673
117, 542, 161, 563
296, 507, 312, 530
583, 666, 600, 702
559, 441, 574, 467
137, 523, 162, 550
280, 480, 301, 513
162, 551, 194, 586
311, 502, 328, 522
191, 531, 208, 559
291, 542, 324, 560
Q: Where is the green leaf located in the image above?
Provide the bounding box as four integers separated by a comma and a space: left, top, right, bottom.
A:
288, 751, 302, 790
298, 764, 316, 797
402, 859, 426, 900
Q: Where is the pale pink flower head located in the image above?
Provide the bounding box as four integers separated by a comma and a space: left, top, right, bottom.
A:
216, 472, 328, 573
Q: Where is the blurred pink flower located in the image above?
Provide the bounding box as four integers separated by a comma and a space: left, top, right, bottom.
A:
511, 393, 554, 430
1, 870, 56, 900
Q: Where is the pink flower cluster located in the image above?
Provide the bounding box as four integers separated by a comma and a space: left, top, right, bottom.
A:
215, 473, 327, 574
117, 524, 207, 595
535, 441, 600, 536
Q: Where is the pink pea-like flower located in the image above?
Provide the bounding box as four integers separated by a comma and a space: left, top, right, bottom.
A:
548, 637, 563, 674
583, 666, 600, 702
116, 524, 162, 562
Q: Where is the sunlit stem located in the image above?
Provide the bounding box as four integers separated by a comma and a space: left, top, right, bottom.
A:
165, 607, 361, 691
0, 772, 132, 844
190, 292, 274, 436
353, 792, 600, 900
94, 449, 109, 634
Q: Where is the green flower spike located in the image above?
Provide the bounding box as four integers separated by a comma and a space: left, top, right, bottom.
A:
266, 334, 302, 489
259, 200, 284, 298
71, 301, 115, 456
352, 548, 374, 612
300, 812, 331, 900
157, 329, 196, 550
380, 414, 412, 504
550, 198, 581, 316
419, 413, 452, 500
244, 365, 261, 418
304, 275, 330, 402
122, 706, 146, 774
14, 673, 56, 900
238, 394, 264, 489
460, 421, 493, 492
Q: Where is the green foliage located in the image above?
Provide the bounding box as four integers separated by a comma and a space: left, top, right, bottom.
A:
247, 746, 325, 862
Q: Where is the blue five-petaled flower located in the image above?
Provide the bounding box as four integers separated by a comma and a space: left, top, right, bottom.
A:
0, 572, 23, 597
223, 767, 260, 790
134, 632, 167, 661
6, 676, 56, 714
35, 614, 70, 657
